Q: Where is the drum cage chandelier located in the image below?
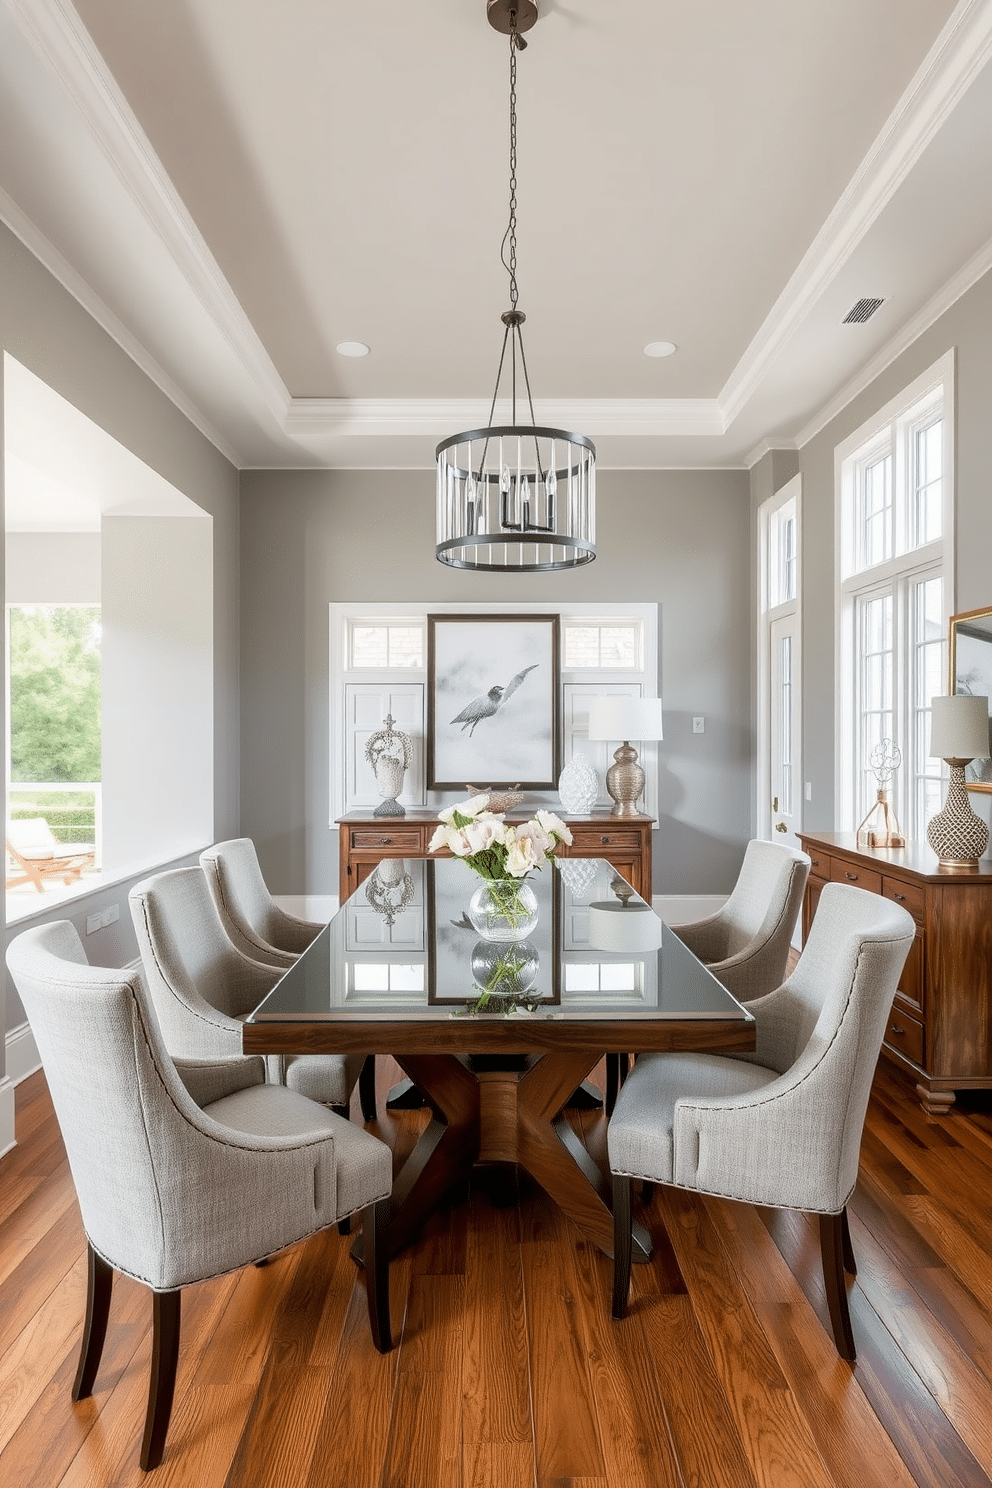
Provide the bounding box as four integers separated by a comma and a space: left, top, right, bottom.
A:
435, 0, 596, 573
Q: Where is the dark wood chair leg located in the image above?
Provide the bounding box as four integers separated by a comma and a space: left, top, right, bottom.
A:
611, 1173, 633, 1320
819, 1211, 856, 1361
640, 1180, 655, 1204
363, 1197, 393, 1354
72, 1243, 113, 1401
140, 1290, 181, 1471
337, 1215, 352, 1236
359, 1055, 377, 1122
840, 1204, 857, 1275
606, 1053, 631, 1115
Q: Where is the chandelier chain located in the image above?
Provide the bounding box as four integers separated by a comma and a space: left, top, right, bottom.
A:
501, 13, 520, 310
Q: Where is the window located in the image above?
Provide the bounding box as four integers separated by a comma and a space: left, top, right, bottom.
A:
350, 621, 423, 670
562, 620, 641, 670
836, 353, 954, 840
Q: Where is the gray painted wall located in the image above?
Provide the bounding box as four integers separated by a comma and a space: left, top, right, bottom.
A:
239, 466, 754, 900
1, 220, 241, 1054
753, 264, 992, 840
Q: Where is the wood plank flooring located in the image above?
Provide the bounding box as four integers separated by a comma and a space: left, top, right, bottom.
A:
2, 1057, 992, 1488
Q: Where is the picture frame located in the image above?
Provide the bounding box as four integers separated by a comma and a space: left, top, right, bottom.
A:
427, 613, 559, 790
950, 605, 992, 791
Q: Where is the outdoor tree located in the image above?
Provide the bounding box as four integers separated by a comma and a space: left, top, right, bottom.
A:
8, 606, 101, 783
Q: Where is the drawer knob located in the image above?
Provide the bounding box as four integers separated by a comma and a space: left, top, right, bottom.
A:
891, 1024, 906, 1036
601, 835, 609, 844
893, 892, 906, 901
845, 872, 858, 881
379, 837, 392, 844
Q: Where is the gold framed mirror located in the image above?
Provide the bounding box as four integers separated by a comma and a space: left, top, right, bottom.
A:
949, 606, 992, 791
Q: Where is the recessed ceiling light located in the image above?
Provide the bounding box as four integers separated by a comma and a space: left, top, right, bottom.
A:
644, 341, 677, 358
336, 341, 370, 358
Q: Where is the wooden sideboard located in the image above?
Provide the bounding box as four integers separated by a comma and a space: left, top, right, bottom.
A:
798, 831, 992, 1115
337, 808, 654, 902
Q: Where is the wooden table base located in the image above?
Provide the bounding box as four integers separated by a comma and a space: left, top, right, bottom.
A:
353, 1050, 652, 1265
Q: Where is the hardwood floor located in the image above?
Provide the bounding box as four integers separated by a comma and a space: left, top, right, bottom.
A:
3, 1057, 992, 1488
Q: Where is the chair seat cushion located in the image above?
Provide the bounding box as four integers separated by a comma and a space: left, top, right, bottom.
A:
203, 1084, 391, 1219
283, 1052, 364, 1106
607, 1051, 778, 1183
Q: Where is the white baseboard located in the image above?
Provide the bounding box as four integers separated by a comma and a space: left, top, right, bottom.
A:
0, 1076, 14, 1159
5, 1021, 41, 1086
652, 894, 726, 925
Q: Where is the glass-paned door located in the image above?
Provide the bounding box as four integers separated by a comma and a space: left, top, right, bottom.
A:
769, 613, 801, 849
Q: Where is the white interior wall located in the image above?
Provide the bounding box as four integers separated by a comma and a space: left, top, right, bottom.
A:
4, 532, 100, 603
100, 513, 213, 878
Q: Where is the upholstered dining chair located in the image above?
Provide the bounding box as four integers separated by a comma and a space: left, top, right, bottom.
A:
608, 882, 914, 1359
200, 838, 378, 1122
670, 838, 811, 1003
129, 865, 364, 1117
603, 841, 811, 1115
5, 921, 393, 1472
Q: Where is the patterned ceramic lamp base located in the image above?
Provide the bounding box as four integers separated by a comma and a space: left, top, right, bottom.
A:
926, 763, 990, 868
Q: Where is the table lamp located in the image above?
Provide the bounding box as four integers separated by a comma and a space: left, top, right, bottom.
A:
587, 696, 664, 816
926, 693, 990, 868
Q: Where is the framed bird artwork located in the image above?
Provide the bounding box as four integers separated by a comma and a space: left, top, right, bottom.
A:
427, 613, 560, 790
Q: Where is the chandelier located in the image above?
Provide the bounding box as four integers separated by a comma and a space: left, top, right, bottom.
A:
435, 0, 596, 573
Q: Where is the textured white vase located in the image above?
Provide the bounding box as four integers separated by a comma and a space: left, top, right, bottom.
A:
557, 753, 599, 814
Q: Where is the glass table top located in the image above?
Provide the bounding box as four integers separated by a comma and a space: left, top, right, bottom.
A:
246, 857, 753, 1029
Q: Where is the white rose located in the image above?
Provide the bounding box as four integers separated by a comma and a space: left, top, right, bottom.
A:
464, 815, 505, 853
438, 793, 490, 824
505, 839, 538, 876
535, 809, 572, 846
427, 824, 450, 853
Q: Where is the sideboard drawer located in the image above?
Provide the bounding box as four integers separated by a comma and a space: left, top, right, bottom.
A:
830, 859, 883, 895
349, 828, 424, 853
806, 846, 830, 879
882, 876, 925, 924
884, 1006, 924, 1068
568, 828, 643, 852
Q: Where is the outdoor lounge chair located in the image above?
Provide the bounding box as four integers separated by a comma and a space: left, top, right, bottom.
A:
5, 817, 95, 893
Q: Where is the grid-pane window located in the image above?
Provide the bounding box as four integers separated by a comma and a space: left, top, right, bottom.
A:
351, 624, 423, 669
838, 357, 950, 842
859, 453, 892, 570
913, 576, 946, 831
914, 419, 943, 548
562, 621, 640, 670
779, 634, 793, 816
767, 498, 797, 609
857, 593, 894, 822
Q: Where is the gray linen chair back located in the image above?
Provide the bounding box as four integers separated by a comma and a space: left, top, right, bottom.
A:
130, 865, 279, 1059
199, 837, 324, 967
672, 838, 810, 1003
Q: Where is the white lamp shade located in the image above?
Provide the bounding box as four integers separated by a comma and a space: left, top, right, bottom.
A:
929, 694, 990, 759
587, 900, 663, 952
587, 696, 663, 743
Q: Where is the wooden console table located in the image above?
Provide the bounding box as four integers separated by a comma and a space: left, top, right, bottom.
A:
798, 831, 992, 1114
338, 808, 654, 902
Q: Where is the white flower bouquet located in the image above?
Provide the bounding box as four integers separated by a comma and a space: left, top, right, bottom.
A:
427, 794, 572, 880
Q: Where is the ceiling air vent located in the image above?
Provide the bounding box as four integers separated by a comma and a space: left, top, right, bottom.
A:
842, 297, 887, 325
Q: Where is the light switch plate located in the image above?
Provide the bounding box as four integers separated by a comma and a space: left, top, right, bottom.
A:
692, 717, 705, 733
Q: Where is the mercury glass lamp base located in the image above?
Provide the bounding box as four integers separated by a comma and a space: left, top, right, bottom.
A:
605, 744, 645, 817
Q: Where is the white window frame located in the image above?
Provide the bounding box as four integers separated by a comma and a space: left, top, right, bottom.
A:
835, 351, 955, 838
330, 600, 659, 822
757, 475, 802, 846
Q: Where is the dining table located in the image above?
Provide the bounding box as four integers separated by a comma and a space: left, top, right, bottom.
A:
243, 855, 755, 1263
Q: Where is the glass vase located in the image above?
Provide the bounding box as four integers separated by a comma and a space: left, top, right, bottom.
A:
468, 878, 539, 942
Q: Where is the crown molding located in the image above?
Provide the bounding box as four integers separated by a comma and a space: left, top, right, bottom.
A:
282, 397, 724, 439
5, 0, 292, 427
794, 233, 992, 449
0, 184, 243, 466
720, 0, 992, 430
744, 437, 799, 470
